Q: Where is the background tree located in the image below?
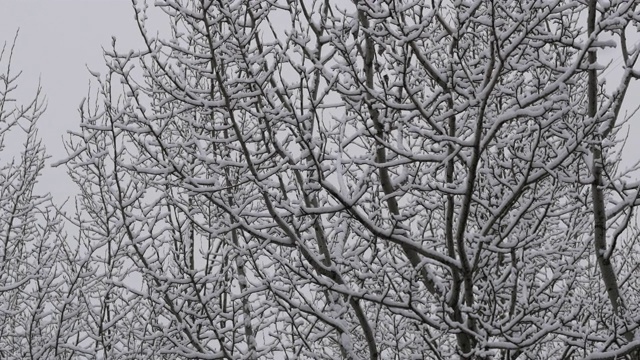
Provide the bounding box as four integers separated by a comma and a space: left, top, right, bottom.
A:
0, 33, 77, 359
59, 0, 640, 359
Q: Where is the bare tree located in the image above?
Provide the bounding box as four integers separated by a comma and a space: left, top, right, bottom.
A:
59, 1, 640, 359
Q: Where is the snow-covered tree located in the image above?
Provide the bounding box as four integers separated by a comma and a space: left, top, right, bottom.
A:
0, 34, 74, 359
59, 0, 640, 359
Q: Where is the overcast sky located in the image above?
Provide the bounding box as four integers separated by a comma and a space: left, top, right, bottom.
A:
1, 1, 639, 204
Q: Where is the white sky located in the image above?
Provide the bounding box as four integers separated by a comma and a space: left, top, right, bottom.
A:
0, 1, 639, 204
